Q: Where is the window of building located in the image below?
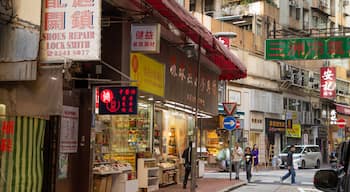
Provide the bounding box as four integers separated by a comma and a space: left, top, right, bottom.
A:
190, 0, 195, 11
296, 8, 300, 20
256, 22, 262, 36
302, 101, 311, 112
312, 16, 318, 28
289, 99, 297, 111
290, 5, 293, 17
283, 97, 288, 110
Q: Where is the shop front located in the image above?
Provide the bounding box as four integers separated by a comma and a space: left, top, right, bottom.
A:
265, 118, 292, 165
250, 112, 265, 165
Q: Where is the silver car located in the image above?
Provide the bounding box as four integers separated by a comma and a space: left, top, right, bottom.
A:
278, 145, 322, 169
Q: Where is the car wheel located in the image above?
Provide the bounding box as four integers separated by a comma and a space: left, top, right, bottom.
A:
301, 160, 306, 169
315, 159, 320, 169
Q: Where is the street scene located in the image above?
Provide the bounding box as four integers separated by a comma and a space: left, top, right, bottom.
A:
1, 0, 350, 192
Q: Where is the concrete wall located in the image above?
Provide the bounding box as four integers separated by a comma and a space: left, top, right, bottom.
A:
15, 0, 42, 26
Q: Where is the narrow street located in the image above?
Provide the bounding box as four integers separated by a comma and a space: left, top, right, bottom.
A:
205, 168, 321, 192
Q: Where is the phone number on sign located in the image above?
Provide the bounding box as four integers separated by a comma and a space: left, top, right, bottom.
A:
47, 50, 90, 57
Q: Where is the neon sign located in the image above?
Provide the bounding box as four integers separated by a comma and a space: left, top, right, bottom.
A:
98, 87, 138, 115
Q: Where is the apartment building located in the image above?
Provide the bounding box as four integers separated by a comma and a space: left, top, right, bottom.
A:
182, 0, 350, 164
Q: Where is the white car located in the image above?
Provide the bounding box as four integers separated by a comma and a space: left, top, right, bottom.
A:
278, 145, 322, 169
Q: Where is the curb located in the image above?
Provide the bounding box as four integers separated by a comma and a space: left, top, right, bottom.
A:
217, 181, 247, 192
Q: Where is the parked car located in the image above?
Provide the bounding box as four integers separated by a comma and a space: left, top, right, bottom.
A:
278, 145, 322, 169
314, 141, 350, 192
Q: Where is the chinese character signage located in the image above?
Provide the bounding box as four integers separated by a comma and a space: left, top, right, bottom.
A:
265, 118, 292, 133
265, 37, 350, 60
286, 124, 301, 138
41, 0, 101, 62
60, 106, 79, 153
218, 36, 230, 48
131, 24, 160, 53
0, 119, 14, 152
330, 109, 337, 125
130, 53, 165, 97
320, 67, 336, 99
98, 87, 138, 115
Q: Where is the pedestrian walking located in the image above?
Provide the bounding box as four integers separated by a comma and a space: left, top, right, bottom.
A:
280, 145, 296, 184
232, 142, 243, 180
252, 144, 259, 172
244, 147, 253, 183
182, 141, 192, 189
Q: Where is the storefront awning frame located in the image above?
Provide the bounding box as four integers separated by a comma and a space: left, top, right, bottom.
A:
142, 0, 247, 80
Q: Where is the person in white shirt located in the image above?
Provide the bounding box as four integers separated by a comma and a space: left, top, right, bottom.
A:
232, 142, 243, 180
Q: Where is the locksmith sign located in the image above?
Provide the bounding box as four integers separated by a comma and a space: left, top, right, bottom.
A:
40, 0, 101, 62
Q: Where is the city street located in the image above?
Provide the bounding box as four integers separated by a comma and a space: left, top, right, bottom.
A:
205, 168, 321, 192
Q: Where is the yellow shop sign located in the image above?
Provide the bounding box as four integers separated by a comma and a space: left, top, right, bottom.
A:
130, 53, 165, 97
286, 123, 301, 138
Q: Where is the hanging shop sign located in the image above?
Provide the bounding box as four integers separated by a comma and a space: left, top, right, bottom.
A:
40, 0, 101, 62
60, 106, 79, 153
286, 123, 301, 138
265, 118, 292, 133
265, 37, 350, 60
0, 119, 14, 152
320, 67, 336, 99
130, 53, 165, 97
98, 86, 138, 115
131, 23, 161, 53
330, 109, 337, 125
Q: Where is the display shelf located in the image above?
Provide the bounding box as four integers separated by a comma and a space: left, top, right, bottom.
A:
138, 158, 159, 192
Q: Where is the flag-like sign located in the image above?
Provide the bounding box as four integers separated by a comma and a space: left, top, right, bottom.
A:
320, 67, 336, 99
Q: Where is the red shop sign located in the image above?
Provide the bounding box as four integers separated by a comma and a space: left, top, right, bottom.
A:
320, 67, 336, 99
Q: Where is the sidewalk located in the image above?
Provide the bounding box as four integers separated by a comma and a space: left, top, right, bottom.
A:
154, 178, 246, 192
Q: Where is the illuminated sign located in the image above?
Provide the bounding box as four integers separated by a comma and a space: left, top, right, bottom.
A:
320, 67, 336, 99
265, 118, 292, 133
265, 37, 350, 60
1, 120, 14, 152
98, 87, 138, 115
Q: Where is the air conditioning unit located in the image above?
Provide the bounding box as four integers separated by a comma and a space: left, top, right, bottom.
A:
289, 0, 296, 6
344, 0, 349, 6
312, 102, 320, 109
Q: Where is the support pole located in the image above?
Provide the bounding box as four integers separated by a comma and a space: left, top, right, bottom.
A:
229, 130, 232, 181
191, 36, 202, 192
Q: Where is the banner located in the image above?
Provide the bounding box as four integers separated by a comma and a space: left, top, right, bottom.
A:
265, 37, 350, 60
320, 67, 336, 99
41, 0, 101, 62
130, 53, 165, 97
286, 124, 301, 138
60, 106, 79, 153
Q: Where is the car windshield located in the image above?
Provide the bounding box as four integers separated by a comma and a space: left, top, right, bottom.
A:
281, 146, 303, 153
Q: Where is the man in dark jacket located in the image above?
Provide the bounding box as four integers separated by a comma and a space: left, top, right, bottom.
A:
182, 141, 192, 189
280, 145, 296, 184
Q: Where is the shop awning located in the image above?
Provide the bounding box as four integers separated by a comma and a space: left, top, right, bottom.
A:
142, 0, 247, 80
336, 103, 350, 115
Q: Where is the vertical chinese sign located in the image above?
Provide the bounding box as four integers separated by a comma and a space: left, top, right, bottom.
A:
41, 0, 101, 62
320, 67, 336, 99
131, 24, 161, 53
60, 106, 79, 153
0, 119, 14, 153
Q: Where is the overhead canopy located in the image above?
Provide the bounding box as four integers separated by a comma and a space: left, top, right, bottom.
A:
143, 0, 247, 80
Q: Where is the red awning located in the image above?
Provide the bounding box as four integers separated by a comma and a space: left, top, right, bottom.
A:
143, 0, 247, 80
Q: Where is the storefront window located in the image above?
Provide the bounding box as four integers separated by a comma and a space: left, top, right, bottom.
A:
93, 100, 153, 170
